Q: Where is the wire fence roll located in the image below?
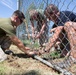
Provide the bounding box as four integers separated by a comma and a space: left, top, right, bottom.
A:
17, 0, 76, 75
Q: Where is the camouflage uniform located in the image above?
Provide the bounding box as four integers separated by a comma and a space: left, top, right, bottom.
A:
0, 18, 15, 51
30, 9, 49, 46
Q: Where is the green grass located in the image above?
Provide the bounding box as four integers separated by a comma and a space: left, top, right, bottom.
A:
21, 39, 39, 49
50, 50, 61, 58
0, 62, 7, 75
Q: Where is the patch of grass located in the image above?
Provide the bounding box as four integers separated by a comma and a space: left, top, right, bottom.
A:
22, 39, 39, 48
0, 62, 7, 75
31, 42, 39, 48
21, 39, 31, 45
50, 50, 61, 58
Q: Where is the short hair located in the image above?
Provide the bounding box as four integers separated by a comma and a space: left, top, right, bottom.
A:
12, 10, 25, 22
29, 9, 45, 21
44, 4, 59, 15
29, 9, 38, 17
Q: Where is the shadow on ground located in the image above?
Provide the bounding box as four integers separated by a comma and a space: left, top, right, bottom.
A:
22, 70, 41, 75
13, 53, 31, 58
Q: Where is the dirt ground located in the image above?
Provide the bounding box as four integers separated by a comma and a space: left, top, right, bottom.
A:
0, 45, 60, 75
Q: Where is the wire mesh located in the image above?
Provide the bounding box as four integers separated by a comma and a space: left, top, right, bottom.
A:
18, 0, 76, 74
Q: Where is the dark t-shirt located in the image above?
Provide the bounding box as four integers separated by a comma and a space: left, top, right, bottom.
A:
52, 11, 76, 28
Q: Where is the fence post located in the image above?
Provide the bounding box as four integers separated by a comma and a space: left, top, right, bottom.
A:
16, 0, 20, 38
17, 0, 20, 10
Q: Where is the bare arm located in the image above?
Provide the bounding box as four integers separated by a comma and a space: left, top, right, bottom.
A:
50, 28, 56, 33
31, 21, 35, 34
36, 21, 46, 39
39, 24, 45, 35
45, 26, 64, 51
9, 36, 38, 56
10, 36, 30, 54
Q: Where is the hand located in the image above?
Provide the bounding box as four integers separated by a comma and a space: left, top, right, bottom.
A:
25, 50, 38, 57
32, 33, 35, 38
44, 43, 51, 52
50, 28, 56, 33
25, 47, 30, 50
25, 47, 36, 57
54, 41, 61, 49
35, 34, 40, 39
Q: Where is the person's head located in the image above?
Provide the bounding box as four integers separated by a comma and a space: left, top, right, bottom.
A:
29, 9, 38, 21
44, 4, 59, 22
11, 10, 25, 26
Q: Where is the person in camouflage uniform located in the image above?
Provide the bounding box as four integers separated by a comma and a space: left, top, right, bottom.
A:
29, 9, 49, 47
0, 10, 37, 62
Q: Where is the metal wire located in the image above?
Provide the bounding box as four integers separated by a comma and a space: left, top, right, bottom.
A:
17, 0, 76, 74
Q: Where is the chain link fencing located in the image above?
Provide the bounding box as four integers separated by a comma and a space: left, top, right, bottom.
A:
17, 0, 76, 75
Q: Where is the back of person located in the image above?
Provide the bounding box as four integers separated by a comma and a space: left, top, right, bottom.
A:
52, 11, 76, 28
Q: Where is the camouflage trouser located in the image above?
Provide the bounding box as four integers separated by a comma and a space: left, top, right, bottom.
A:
0, 36, 12, 51
64, 22, 76, 58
